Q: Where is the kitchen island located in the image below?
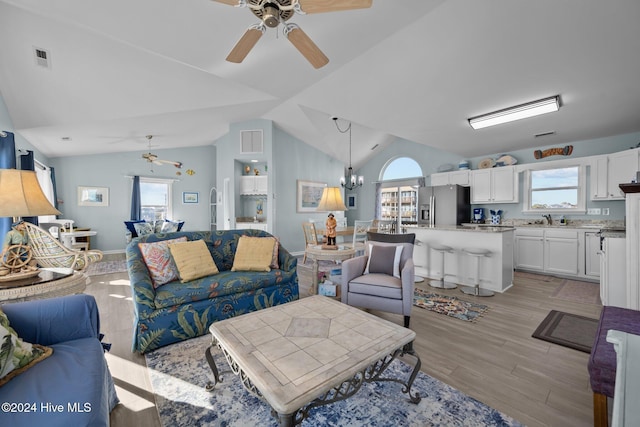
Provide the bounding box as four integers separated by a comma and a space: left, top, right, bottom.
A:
408, 225, 515, 293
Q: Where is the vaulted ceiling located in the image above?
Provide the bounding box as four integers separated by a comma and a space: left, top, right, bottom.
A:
1, 0, 639, 169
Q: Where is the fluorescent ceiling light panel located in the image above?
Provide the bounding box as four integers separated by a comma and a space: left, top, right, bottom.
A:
468, 95, 560, 130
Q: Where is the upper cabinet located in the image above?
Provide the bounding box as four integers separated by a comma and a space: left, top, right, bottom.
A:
590, 149, 640, 200
470, 166, 518, 204
240, 175, 268, 195
431, 170, 470, 187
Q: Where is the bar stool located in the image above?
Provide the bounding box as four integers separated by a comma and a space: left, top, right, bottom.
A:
460, 248, 494, 297
428, 244, 457, 289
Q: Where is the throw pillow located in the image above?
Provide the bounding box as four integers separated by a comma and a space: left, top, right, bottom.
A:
161, 220, 180, 233
153, 220, 164, 233
0, 308, 53, 387
231, 236, 276, 272
364, 243, 404, 278
133, 222, 154, 237
169, 239, 219, 283
124, 220, 146, 238
138, 236, 188, 288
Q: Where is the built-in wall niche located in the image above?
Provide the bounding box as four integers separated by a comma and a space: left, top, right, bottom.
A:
240, 130, 263, 154
241, 161, 268, 176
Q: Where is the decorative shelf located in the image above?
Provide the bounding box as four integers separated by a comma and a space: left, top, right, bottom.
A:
619, 183, 640, 194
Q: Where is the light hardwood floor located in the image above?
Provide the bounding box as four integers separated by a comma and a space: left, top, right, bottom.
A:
86, 258, 600, 427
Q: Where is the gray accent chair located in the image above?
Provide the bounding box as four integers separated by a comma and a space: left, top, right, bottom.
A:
341, 235, 415, 328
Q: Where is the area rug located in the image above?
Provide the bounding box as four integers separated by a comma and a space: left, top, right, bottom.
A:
551, 279, 601, 305
413, 289, 490, 322
145, 335, 523, 427
532, 310, 599, 353
84, 259, 127, 276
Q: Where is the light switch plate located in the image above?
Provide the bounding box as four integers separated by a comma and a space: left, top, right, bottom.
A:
588, 208, 601, 215
603, 208, 610, 215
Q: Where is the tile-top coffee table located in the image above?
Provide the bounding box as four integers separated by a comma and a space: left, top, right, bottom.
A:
206, 295, 421, 426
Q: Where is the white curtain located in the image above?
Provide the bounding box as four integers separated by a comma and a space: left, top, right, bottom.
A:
36, 165, 56, 223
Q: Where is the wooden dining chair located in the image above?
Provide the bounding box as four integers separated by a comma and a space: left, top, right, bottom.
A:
301, 222, 319, 264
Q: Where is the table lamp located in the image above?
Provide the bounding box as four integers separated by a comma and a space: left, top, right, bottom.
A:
317, 187, 346, 249
0, 169, 61, 281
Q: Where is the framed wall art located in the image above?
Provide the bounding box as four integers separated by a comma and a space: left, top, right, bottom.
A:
182, 191, 199, 204
296, 180, 327, 213
77, 186, 109, 207
346, 194, 357, 209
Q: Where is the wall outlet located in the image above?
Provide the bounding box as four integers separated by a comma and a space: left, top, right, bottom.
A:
602, 208, 610, 215
587, 208, 601, 215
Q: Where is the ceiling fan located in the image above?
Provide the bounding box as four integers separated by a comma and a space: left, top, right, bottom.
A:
142, 135, 182, 168
213, 0, 372, 69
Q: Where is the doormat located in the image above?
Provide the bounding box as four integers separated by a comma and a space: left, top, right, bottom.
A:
551, 279, 601, 305
532, 310, 599, 353
413, 289, 489, 322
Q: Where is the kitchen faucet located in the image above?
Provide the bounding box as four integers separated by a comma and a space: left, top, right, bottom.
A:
543, 214, 552, 225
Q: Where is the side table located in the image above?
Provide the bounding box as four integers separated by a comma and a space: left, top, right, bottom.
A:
0, 269, 89, 303
304, 245, 356, 295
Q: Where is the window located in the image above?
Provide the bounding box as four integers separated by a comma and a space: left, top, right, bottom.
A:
524, 166, 585, 213
140, 177, 173, 221
378, 157, 423, 229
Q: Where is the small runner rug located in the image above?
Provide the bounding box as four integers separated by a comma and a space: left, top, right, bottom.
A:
551, 279, 601, 305
145, 335, 523, 427
84, 259, 127, 276
413, 289, 490, 322
532, 310, 599, 353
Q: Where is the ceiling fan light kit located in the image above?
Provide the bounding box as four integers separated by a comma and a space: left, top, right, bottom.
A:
468, 95, 560, 130
142, 135, 183, 169
213, 0, 372, 68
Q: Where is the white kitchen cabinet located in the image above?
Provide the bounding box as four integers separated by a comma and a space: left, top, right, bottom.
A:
590, 149, 640, 200
600, 235, 627, 308
470, 166, 518, 204
515, 227, 593, 279
515, 228, 544, 271
544, 229, 579, 276
431, 170, 470, 187
235, 222, 268, 231
585, 232, 601, 277
240, 175, 268, 195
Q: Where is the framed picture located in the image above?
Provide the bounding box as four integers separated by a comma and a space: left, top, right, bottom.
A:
183, 192, 199, 204
77, 186, 109, 207
346, 194, 357, 209
297, 180, 327, 213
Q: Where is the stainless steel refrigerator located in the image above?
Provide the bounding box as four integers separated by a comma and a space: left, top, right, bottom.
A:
417, 185, 471, 226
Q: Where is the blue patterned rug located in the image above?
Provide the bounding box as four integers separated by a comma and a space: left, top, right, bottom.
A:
145, 335, 523, 426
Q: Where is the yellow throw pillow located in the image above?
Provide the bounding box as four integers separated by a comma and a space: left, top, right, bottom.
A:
231, 236, 276, 272
168, 239, 219, 283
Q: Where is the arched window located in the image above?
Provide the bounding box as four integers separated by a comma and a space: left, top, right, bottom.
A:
377, 157, 424, 231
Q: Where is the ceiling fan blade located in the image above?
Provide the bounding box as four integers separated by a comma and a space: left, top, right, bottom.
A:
286, 27, 329, 69
210, 0, 241, 6
297, 0, 372, 14
226, 28, 263, 63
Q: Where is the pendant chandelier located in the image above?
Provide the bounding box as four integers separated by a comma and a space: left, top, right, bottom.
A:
333, 117, 363, 191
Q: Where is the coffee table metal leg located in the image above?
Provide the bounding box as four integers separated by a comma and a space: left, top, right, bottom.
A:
204, 344, 222, 391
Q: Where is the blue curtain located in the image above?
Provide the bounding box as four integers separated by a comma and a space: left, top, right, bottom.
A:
0, 131, 16, 240
50, 167, 59, 210
130, 175, 141, 220
19, 150, 38, 225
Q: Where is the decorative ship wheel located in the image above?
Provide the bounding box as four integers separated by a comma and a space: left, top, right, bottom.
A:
1, 244, 33, 271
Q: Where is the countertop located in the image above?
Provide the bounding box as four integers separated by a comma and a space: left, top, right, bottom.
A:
406, 224, 515, 233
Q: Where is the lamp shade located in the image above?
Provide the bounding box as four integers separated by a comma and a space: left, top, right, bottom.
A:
316, 187, 347, 212
0, 169, 61, 217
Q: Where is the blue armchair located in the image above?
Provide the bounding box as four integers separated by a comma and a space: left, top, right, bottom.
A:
0, 294, 119, 427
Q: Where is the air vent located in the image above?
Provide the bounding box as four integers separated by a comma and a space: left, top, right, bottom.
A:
240, 130, 263, 154
33, 47, 51, 69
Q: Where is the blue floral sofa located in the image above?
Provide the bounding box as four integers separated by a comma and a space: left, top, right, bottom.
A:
126, 229, 299, 353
